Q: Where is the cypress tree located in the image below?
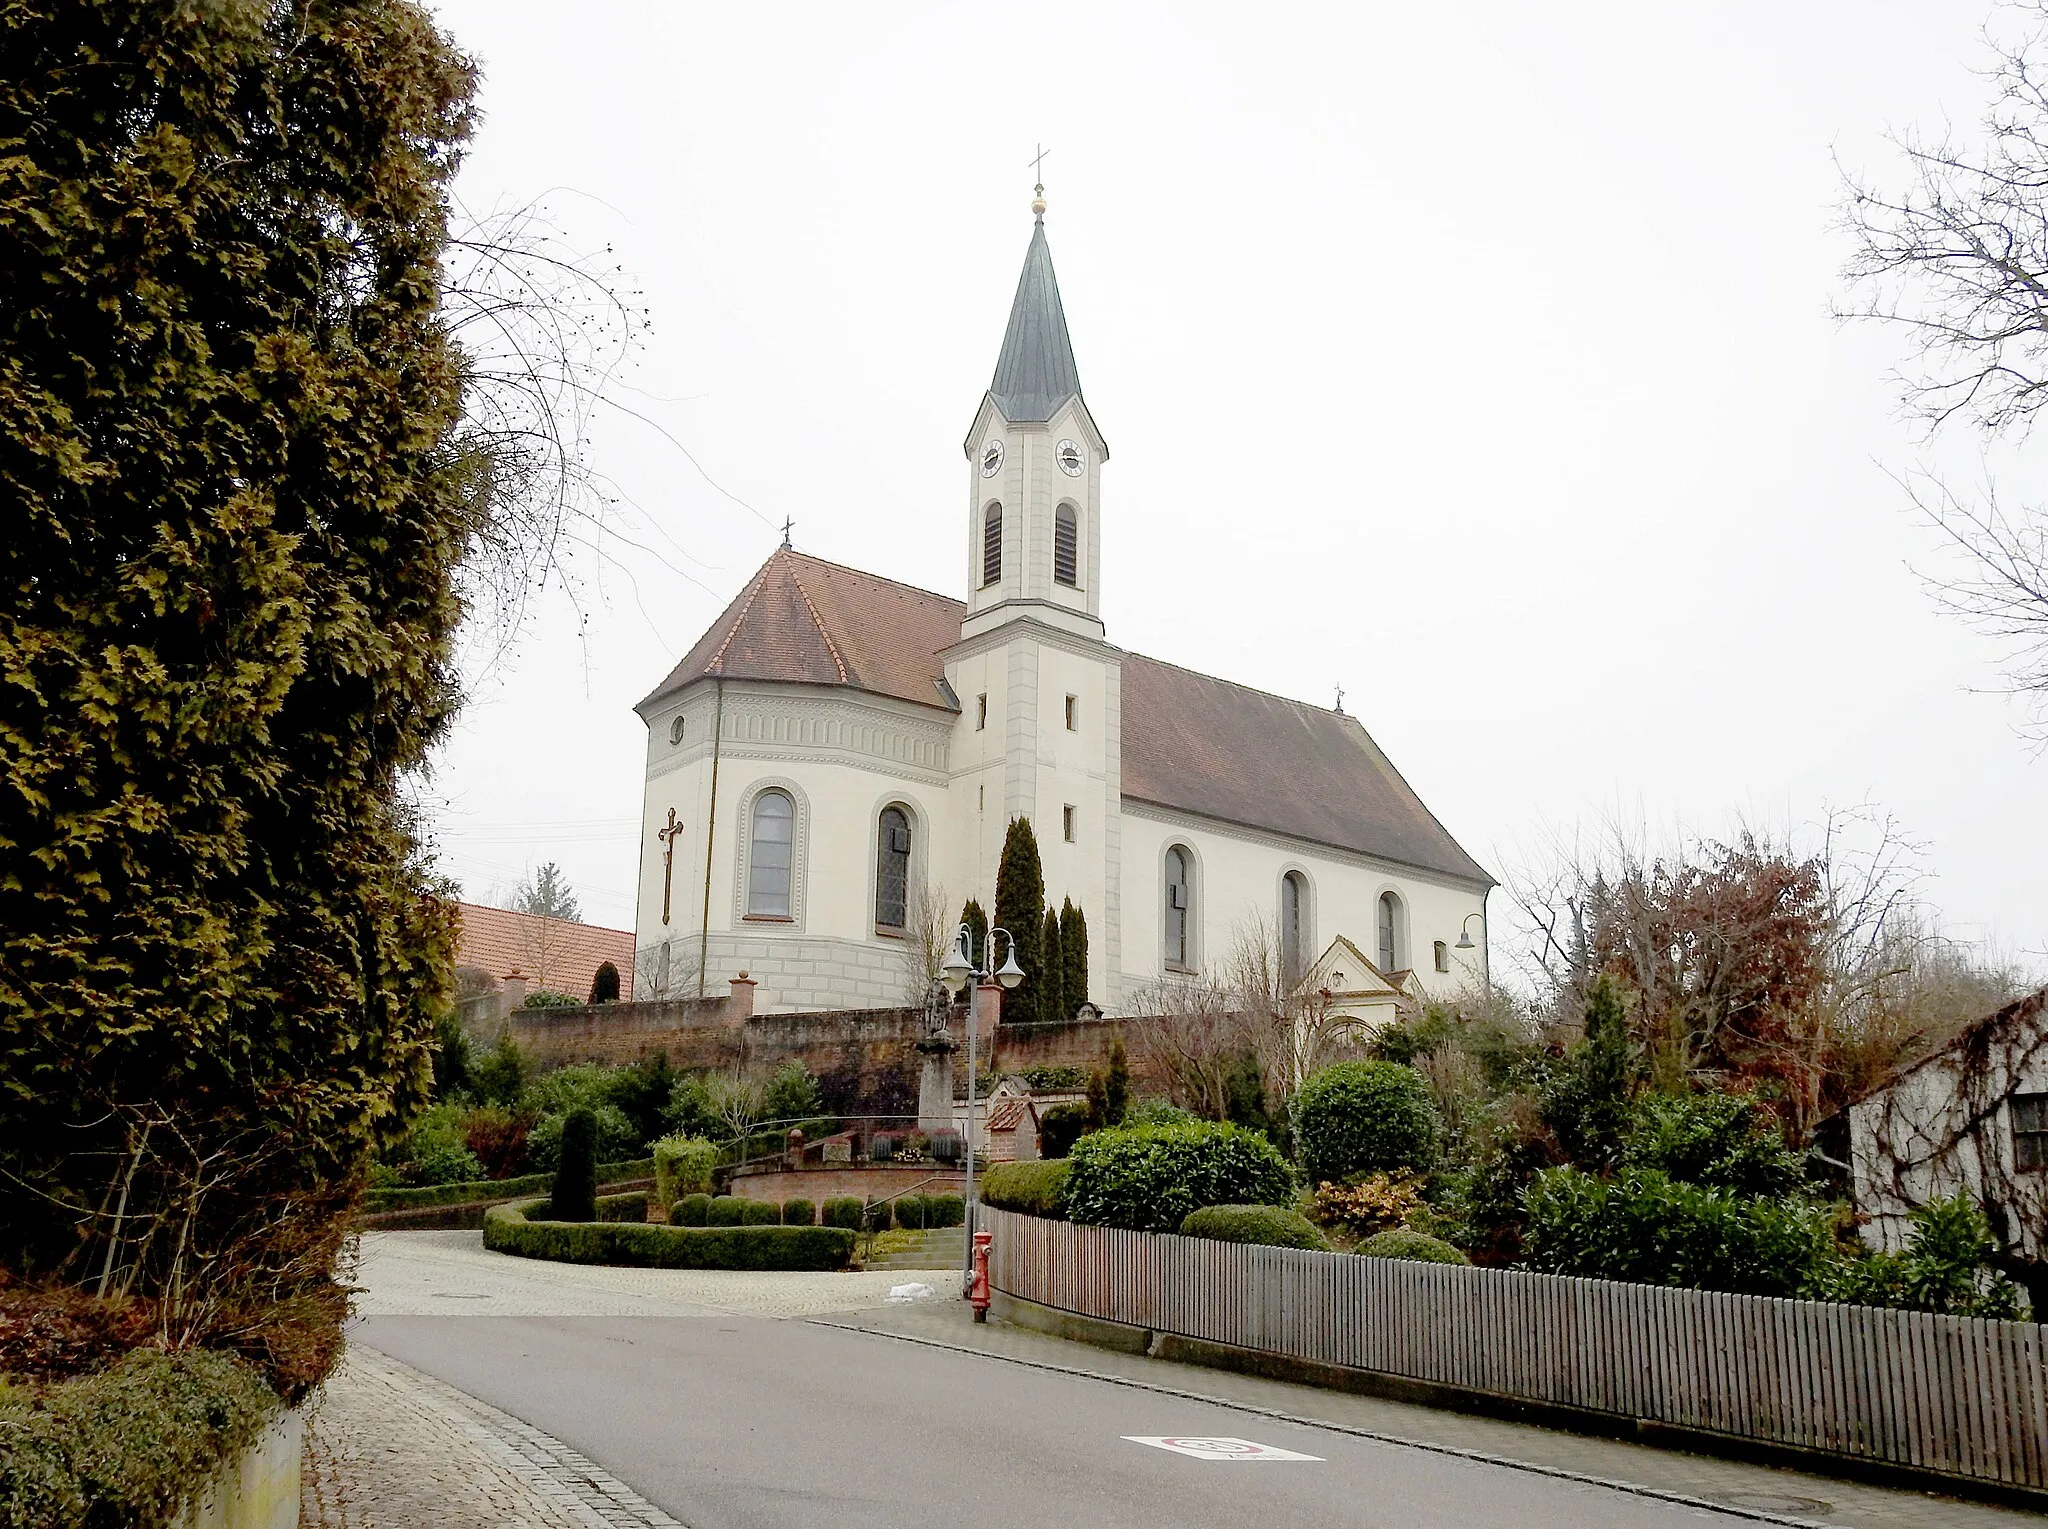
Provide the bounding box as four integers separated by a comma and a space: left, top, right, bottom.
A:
991, 817, 1044, 1019
1084, 1069, 1110, 1130
1060, 898, 1089, 1017
1039, 905, 1065, 1022
552, 1108, 599, 1223
958, 899, 989, 973
1104, 1034, 1130, 1126
0, 0, 477, 1282
589, 960, 621, 1004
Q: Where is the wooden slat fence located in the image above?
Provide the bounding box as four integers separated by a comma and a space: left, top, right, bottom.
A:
981, 1205, 2048, 1491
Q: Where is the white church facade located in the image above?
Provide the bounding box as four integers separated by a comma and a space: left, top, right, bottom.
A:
631, 196, 1493, 1017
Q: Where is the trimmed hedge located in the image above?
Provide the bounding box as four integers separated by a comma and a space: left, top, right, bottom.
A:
671, 1193, 712, 1227
1179, 1204, 1329, 1251
705, 1195, 746, 1227
1064, 1121, 1294, 1233
822, 1197, 863, 1231
979, 1159, 1071, 1218
1359, 1228, 1470, 1265
596, 1191, 649, 1223
893, 1194, 927, 1231
0, 1350, 276, 1529
1291, 1061, 1441, 1185
485, 1199, 855, 1270
781, 1198, 816, 1226
923, 1193, 965, 1229
741, 1199, 779, 1226
362, 1157, 654, 1213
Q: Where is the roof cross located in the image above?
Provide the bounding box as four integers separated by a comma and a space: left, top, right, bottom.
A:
1334, 684, 1345, 714
780, 516, 794, 550
1029, 142, 1051, 183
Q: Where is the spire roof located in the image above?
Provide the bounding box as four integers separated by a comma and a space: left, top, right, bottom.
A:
989, 211, 1082, 422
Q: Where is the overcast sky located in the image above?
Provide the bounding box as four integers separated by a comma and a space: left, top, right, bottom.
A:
421, 0, 2045, 984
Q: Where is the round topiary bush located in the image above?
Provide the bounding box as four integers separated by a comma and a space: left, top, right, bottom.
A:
1358, 1228, 1469, 1265
822, 1196, 864, 1231
781, 1198, 816, 1226
705, 1195, 746, 1227
740, 1198, 780, 1226
670, 1193, 712, 1227
893, 1194, 927, 1231
1064, 1120, 1295, 1232
1291, 1061, 1441, 1185
923, 1192, 965, 1228
1179, 1204, 1329, 1251
980, 1159, 1070, 1218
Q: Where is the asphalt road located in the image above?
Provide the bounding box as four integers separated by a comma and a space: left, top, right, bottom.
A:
357, 1309, 1762, 1529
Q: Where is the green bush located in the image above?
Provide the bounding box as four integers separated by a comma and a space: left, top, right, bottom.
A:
1622, 1093, 1809, 1197
781, 1198, 816, 1226
762, 1060, 822, 1123
1179, 1204, 1328, 1251
979, 1159, 1071, 1218
924, 1193, 966, 1229
705, 1195, 746, 1227
741, 1199, 780, 1226
485, 1200, 855, 1271
551, 1109, 600, 1223
527, 1102, 637, 1171
822, 1196, 864, 1231
652, 1134, 718, 1210
1038, 1103, 1091, 1159
595, 1192, 648, 1224
1022, 1065, 1090, 1090
1521, 1166, 1832, 1297
1065, 1121, 1294, 1233
1291, 1061, 1441, 1185
893, 1194, 927, 1231
1808, 1196, 2025, 1318
589, 961, 621, 1004
671, 1193, 712, 1227
1359, 1228, 1470, 1265
0, 1349, 278, 1529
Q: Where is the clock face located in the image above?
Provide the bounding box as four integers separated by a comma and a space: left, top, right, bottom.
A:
1056, 439, 1085, 477
980, 439, 1005, 477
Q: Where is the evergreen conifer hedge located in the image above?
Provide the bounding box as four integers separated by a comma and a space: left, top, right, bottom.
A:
486, 1200, 854, 1270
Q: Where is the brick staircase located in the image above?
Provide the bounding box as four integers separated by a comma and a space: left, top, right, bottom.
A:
862, 1228, 965, 1271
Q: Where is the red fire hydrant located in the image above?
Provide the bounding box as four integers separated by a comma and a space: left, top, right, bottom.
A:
968, 1228, 993, 1322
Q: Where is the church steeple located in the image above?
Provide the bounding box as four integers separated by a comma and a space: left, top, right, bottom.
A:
960, 186, 1107, 642
989, 200, 1082, 423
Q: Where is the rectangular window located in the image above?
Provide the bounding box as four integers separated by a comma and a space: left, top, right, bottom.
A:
1433, 940, 1450, 974
2014, 1094, 2048, 1171
1063, 804, 1076, 842
1064, 694, 1077, 731
976, 693, 987, 730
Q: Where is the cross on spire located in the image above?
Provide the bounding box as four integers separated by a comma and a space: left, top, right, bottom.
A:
1334, 684, 1346, 714
1029, 142, 1051, 182
780, 516, 794, 550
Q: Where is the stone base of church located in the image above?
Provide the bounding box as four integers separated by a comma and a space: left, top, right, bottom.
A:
639, 931, 927, 1014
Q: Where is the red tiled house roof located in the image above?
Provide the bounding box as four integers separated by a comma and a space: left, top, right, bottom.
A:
638, 549, 1491, 887
452, 901, 636, 1002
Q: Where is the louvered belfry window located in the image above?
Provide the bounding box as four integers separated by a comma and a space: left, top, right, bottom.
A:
1054, 503, 1078, 587
982, 503, 1003, 586
876, 806, 911, 930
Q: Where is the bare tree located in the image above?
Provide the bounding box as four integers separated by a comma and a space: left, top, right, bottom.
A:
1837, 6, 2048, 725
901, 880, 952, 1005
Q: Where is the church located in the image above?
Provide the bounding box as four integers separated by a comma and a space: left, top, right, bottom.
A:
631, 191, 1493, 1017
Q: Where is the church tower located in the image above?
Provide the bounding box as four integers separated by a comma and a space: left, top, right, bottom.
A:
943, 186, 1122, 1007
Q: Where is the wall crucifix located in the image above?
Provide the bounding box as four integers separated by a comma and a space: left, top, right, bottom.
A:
657, 807, 686, 925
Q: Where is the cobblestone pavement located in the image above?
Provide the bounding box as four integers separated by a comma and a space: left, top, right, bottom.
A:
300, 1345, 687, 1529
351, 1229, 954, 1318
822, 1301, 2041, 1529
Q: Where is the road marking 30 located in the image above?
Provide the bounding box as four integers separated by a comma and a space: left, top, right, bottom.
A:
1124, 1436, 1323, 1461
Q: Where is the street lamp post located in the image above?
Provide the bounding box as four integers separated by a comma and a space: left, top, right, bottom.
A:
940, 921, 1024, 1292
1453, 910, 1489, 996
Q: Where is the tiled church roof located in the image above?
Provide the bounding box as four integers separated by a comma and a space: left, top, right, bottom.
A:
638, 551, 1492, 887
452, 901, 637, 1000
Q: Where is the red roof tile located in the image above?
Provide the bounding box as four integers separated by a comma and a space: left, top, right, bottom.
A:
451, 902, 636, 1001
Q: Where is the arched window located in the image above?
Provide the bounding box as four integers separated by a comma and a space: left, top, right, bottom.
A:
1377, 891, 1401, 973
1053, 503, 1078, 587
1281, 871, 1307, 987
875, 806, 911, 931
981, 503, 1003, 586
1164, 847, 1193, 969
747, 790, 795, 917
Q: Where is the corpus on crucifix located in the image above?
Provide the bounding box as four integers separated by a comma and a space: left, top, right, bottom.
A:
657, 807, 685, 925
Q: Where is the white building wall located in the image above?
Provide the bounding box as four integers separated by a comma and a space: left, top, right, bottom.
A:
1111, 804, 1489, 1010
